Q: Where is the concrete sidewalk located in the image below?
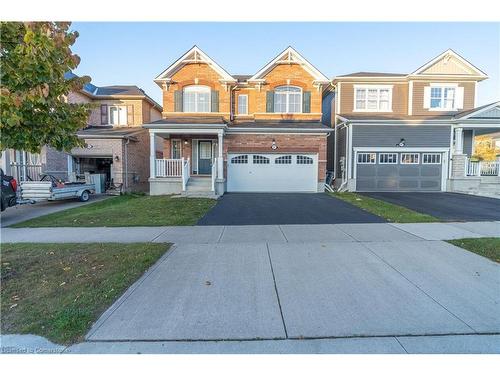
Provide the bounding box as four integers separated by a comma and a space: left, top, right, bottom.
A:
2, 333, 499, 354
2, 221, 499, 244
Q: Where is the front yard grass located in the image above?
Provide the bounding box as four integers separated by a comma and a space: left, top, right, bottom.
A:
448, 238, 500, 263
11, 194, 217, 227
1, 242, 170, 344
331, 192, 439, 223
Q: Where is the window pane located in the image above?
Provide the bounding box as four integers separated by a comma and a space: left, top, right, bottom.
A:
171, 140, 181, 159
355, 89, 366, 100
183, 91, 196, 112
238, 95, 248, 114
288, 92, 301, 113
118, 106, 127, 125
197, 92, 210, 112
253, 155, 270, 164
379, 100, 389, 110
275, 155, 292, 164
274, 92, 287, 112
109, 107, 118, 124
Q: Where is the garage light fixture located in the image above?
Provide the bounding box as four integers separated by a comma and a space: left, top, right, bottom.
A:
271, 139, 277, 150
114, 155, 120, 161
396, 138, 406, 147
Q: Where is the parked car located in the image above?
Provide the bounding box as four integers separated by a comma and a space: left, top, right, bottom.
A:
1, 168, 18, 212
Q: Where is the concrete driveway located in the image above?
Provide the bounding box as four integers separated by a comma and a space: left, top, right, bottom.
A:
197, 193, 385, 225
86, 236, 500, 342
362, 192, 500, 222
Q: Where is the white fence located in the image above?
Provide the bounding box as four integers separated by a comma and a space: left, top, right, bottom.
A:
211, 157, 217, 192
466, 159, 500, 176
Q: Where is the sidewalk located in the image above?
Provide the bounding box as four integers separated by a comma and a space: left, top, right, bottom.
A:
2, 221, 499, 244
2, 333, 499, 354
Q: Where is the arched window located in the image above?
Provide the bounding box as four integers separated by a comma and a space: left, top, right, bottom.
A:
183, 85, 211, 112
274, 86, 302, 113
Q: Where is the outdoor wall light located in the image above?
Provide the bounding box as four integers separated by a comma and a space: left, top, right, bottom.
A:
271, 139, 277, 150
397, 138, 406, 147
114, 155, 120, 161
184, 140, 188, 145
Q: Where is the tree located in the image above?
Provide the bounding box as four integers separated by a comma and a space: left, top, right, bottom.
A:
472, 135, 500, 161
1, 22, 91, 153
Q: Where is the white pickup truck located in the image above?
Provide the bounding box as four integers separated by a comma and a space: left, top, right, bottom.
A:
20, 174, 95, 203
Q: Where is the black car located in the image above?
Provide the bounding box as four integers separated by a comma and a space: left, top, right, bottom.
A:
1, 168, 18, 211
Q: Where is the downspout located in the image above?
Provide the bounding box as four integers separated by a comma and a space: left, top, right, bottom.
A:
337, 121, 349, 192
124, 138, 130, 192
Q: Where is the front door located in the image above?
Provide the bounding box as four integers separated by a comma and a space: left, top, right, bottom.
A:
198, 141, 212, 174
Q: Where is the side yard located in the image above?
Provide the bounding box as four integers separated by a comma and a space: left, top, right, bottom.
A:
11, 194, 217, 227
331, 192, 439, 223
1, 242, 170, 344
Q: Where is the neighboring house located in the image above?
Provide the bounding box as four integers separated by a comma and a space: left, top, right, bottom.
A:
145, 46, 332, 196
1, 73, 162, 192
332, 49, 500, 194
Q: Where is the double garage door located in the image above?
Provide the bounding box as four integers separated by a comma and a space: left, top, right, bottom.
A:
356, 151, 444, 192
227, 153, 318, 192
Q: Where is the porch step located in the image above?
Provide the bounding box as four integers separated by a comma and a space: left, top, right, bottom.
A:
186, 177, 212, 192
178, 191, 219, 199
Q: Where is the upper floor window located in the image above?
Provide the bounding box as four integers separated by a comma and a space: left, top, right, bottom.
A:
238, 94, 248, 115
109, 106, 127, 126
274, 86, 302, 113
183, 85, 211, 112
354, 86, 392, 112
430, 86, 455, 110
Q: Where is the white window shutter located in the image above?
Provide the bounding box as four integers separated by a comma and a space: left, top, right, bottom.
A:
423, 86, 431, 109
455, 87, 465, 110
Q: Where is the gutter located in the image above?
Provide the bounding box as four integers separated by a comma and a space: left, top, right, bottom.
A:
226, 127, 332, 134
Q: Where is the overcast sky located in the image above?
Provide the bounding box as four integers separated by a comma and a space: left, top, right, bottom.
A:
72, 22, 499, 106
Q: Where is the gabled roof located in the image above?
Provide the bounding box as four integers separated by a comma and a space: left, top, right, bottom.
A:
248, 46, 329, 84
410, 49, 488, 78
454, 101, 500, 120
154, 46, 236, 86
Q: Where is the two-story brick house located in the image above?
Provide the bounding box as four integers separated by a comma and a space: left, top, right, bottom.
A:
2, 73, 163, 192
145, 46, 332, 196
332, 49, 500, 194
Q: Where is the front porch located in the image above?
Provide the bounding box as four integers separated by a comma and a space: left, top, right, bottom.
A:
448, 103, 500, 196
146, 124, 226, 196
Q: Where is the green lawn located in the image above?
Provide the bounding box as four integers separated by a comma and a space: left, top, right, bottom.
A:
448, 238, 500, 263
1, 242, 170, 344
331, 192, 439, 223
12, 194, 217, 227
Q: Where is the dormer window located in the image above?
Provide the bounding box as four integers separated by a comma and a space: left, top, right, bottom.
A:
354, 85, 392, 112
183, 85, 211, 112
274, 86, 302, 113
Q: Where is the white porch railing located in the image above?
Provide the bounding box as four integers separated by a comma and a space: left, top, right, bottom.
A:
155, 159, 183, 177
466, 158, 500, 176
182, 158, 190, 191
211, 157, 217, 192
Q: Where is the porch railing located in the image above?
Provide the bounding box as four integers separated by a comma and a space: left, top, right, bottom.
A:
155, 158, 183, 177
466, 158, 500, 177
211, 157, 217, 192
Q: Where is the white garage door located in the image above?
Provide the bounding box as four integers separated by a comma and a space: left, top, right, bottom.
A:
227, 153, 318, 192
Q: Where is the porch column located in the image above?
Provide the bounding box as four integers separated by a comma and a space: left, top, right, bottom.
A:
454, 127, 464, 154
149, 132, 156, 178
217, 132, 223, 179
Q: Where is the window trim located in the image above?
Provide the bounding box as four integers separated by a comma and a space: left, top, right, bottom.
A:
353, 85, 393, 113
357, 152, 377, 164
422, 153, 442, 164
378, 153, 398, 164
108, 105, 128, 126
183, 85, 211, 113
428, 85, 457, 111
400, 153, 420, 165
238, 94, 248, 115
273, 85, 303, 114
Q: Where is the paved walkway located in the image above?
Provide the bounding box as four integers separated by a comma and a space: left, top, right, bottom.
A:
2, 221, 499, 243
2, 333, 499, 354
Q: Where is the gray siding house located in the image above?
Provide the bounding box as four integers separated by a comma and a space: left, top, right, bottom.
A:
331, 50, 500, 195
